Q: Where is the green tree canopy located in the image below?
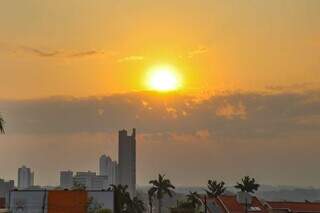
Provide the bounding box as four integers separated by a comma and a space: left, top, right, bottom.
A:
235, 176, 260, 193
186, 191, 201, 209
205, 180, 226, 198
149, 174, 175, 213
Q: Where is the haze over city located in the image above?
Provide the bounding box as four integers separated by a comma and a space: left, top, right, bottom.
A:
1, 0, 320, 191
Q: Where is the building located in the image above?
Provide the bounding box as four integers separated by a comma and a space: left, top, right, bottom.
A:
9, 190, 114, 213
73, 171, 108, 190
266, 201, 320, 213
9, 190, 46, 213
60, 171, 73, 189
18, 166, 34, 189
99, 155, 108, 176
0, 179, 14, 198
203, 193, 320, 213
205, 193, 269, 213
0, 179, 14, 208
99, 154, 118, 186
0, 197, 5, 209
118, 128, 136, 196
88, 191, 114, 211
110, 160, 118, 186
47, 190, 87, 213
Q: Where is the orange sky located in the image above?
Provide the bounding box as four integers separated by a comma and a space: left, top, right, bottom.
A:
1, 0, 320, 187
0, 0, 319, 98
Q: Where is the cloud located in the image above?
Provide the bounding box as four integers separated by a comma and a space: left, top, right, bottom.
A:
67, 50, 105, 58
1, 90, 320, 186
19, 46, 105, 58
265, 82, 320, 92
1, 89, 320, 141
186, 46, 208, 58
117, 55, 144, 63
0, 43, 105, 58
20, 46, 61, 57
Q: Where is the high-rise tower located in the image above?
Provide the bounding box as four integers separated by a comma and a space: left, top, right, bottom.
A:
99, 154, 108, 176
18, 166, 33, 189
99, 154, 118, 185
118, 128, 136, 196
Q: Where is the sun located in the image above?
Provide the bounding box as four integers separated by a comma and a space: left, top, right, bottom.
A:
146, 65, 182, 92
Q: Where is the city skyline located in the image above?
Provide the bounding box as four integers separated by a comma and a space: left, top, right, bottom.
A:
1, 0, 320, 189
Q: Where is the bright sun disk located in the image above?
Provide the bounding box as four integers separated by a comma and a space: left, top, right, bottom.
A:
147, 65, 181, 91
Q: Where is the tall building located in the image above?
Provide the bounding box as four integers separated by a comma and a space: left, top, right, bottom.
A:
99, 154, 118, 186
118, 128, 136, 196
60, 171, 73, 188
99, 155, 108, 176
110, 160, 118, 186
18, 166, 33, 189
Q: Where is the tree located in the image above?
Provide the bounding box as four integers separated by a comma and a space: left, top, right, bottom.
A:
186, 191, 201, 209
96, 209, 112, 213
149, 174, 175, 213
127, 196, 146, 213
108, 184, 131, 212
148, 188, 155, 213
0, 115, 4, 134
205, 180, 226, 198
87, 196, 102, 213
235, 176, 260, 193
176, 200, 194, 209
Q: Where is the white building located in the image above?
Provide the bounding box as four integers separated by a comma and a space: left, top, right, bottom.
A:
9, 190, 46, 213
99, 155, 118, 186
60, 171, 73, 188
118, 128, 136, 196
73, 171, 108, 190
18, 166, 34, 189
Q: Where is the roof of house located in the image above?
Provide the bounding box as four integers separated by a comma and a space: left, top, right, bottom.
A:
208, 195, 268, 213
267, 201, 320, 213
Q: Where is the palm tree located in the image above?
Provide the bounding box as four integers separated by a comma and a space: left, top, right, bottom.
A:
0, 115, 5, 134
108, 184, 131, 212
186, 191, 201, 209
205, 180, 226, 198
235, 176, 260, 193
148, 188, 155, 213
127, 196, 146, 213
149, 174, 175, 213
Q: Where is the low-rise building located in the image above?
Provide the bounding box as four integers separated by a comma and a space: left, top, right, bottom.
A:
206, 193, 269, 213
204, 193, 320, 213
59, 171, 108, 190
8, 189, 114, 213
73, 171, 108, 190
266, 201, 320, 213
60, 171, 73, 189
0, 179, 14, 208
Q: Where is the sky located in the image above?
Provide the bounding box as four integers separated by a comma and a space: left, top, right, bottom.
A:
0, 0, 320, 187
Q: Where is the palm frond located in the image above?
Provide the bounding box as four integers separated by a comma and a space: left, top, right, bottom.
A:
0, 116, 5, 134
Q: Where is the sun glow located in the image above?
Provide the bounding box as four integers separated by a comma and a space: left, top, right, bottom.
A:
147, 65, 182, 91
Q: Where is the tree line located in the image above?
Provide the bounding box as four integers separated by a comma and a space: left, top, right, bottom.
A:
110, 174, 259, 213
